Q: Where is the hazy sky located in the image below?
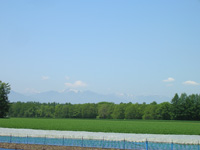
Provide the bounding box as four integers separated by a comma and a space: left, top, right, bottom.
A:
1, 0, 200, 97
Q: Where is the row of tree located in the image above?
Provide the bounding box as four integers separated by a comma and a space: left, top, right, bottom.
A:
8, 93, 200, 120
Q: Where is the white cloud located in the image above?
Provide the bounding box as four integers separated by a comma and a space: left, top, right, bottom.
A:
65, 80, 87, 88
183, 80, 199, 85
163, 77, 175, 82
42, 76, 50, 80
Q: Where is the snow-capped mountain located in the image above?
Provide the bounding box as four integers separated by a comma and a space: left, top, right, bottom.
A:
8, 90, 171, 104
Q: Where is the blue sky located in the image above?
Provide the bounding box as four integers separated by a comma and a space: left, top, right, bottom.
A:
0, 0, 200, 97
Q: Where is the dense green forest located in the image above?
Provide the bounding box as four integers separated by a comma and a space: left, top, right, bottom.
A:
8, 93, 200, 120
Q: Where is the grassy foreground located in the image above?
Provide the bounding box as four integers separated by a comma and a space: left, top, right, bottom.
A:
0, 118, 200, 135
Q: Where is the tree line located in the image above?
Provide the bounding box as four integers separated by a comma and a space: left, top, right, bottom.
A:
8, 93, 200, 120
0, 81, 10, 118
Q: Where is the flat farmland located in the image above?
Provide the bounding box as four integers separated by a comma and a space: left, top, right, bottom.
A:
0, 118, 200, 135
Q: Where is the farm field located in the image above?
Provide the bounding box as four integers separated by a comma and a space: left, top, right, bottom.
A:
0, 118, 200, 135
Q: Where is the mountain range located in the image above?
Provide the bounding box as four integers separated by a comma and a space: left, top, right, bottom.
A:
8, 90, 172, 104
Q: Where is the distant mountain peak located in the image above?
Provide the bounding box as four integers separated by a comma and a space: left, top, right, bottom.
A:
9, 90, 172, 104
59, 89, 82, 93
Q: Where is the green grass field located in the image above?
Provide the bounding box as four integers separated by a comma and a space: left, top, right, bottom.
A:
0, 118, 200, 135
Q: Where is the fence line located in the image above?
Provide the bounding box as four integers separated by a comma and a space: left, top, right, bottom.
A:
0, 135, 199, 150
